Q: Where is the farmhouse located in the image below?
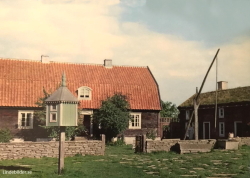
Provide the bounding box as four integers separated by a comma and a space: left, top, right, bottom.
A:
0, 58, 161, 143
178, 81, 250, 139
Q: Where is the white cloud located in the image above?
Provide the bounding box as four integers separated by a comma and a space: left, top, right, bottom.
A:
0, 0, 249, 106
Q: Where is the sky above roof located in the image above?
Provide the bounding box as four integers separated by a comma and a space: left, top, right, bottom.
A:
0, 0, 249, 106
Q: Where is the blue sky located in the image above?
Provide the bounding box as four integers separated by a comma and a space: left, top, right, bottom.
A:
0, 0, 249, 105
120, 0, 250, 47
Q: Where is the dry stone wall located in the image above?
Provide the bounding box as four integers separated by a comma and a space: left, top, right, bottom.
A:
145, 139, 216, 154
137, 136, 250, 154
146, 139, 180, 153
231, 137, 250, 146
0, 136, 105, 160
177, 140, 216, 154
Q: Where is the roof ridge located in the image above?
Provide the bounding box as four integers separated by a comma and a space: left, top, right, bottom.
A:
0, 57, 39, 62
114, 65, 147, 68
0, 57, 148, 68
50, 61, 103, 66
48, 61, 147, 68
202, 86, 250, 94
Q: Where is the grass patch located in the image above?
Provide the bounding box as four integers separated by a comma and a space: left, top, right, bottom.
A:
0, 145, 250, 177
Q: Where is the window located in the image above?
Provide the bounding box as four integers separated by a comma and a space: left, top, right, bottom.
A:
78, 86, 92, 100
50, 113, 57, 122
219, 122, 225, 137
51, 104, 57, 111
129, 113, 141, 129
186, 110, 190, 120
18, 110, 33, 129
219, 108, 224, 118
49, 104, 57, 122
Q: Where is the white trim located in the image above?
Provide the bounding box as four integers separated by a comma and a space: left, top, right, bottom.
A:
50, 112, 57, 122
50, 104, 57, 111
76, 104, 78, 126
77, 86, 92, 100
60, 103, 63, 126
18, 110, 34, 129
129, 112, 141, 129
219, 122, 225, 137
234, 121, 242, 137
218, 108, 224, 118
46, 105, 49, 126
203, 122, 210, 139
80, 109, 93, 115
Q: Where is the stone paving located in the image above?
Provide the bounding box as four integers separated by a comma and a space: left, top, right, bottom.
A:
108, 148, 249, 177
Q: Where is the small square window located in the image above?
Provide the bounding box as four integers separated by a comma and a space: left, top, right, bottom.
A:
50, 113, 57, 122
51, 104, 57, 111
219, 108, 224, 118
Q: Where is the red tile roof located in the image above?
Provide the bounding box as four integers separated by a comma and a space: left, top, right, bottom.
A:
0, 58, 161, 110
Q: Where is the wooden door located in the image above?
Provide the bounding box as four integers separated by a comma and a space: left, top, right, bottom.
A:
203, 122, 210, 139
83, 115, 91, 136
234, 122, 242, 137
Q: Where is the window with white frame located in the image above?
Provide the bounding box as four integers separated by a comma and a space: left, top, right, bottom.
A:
18, 110, 33, 129
186, 110, 190, 120
129, 113, 141, 129
219, 108, 224, 118
78, 86, 92, 100
219, 122, 225, 137
50, 113, 57, 122
51, 104, 57, 111
49, 104, 57, 122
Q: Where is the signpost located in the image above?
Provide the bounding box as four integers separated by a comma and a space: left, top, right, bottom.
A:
45, 72, 78, 174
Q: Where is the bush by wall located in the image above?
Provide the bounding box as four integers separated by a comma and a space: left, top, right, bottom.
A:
0, 129, 13, 143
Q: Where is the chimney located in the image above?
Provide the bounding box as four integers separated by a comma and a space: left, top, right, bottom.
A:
41, 55, 49, 63
104, 59, 112, 68
218, 81, 228, 90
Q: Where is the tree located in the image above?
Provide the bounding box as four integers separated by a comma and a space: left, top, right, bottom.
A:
160, 100, 179, 118
93, 93, 130, 142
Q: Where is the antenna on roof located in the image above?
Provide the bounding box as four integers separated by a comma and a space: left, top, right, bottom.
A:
41, 55, 49, 63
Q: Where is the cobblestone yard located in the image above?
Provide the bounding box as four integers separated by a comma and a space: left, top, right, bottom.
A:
105, 145, 250, 178
0, 145, 249, 178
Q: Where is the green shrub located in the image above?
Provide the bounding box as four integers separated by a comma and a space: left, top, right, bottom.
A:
107, 137, 126, 146
0, 128, 13, 143
146, 129, 156, 140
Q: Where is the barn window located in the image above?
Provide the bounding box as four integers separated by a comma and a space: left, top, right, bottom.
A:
219, 122, 225, 137
18, 110, 34, 129
129, 113, 141, 129
219, 108, 224, 118
186, 110, 190, 120
78, 86, 92, 100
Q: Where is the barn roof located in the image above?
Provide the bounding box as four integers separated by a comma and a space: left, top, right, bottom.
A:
0, 58, 161, 110
179, 86, 250, 108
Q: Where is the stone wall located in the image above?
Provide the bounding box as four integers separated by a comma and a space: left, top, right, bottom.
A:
0, 135, 105, 160
240, 137, 250, 146
177, 140, 216, 154
144, 139, 216, 154
232, 137, 250, 146
138, 137, 249, 154
146, 139, 180, 153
